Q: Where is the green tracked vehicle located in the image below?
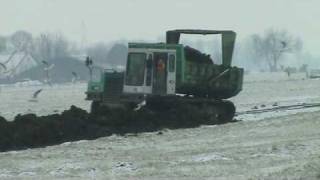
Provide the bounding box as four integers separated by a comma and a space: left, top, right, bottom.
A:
86, 29, 244, 122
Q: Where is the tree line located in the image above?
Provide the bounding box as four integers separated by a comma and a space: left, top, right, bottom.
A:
0, 30, 127, 69
0, 28, 315, 74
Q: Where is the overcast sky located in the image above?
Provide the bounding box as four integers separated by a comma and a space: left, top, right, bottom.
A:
0, 0, 319, 54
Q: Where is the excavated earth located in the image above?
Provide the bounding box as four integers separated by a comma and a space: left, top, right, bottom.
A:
0, 101, 236, 152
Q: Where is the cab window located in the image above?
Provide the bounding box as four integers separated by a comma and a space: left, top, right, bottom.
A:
126, 53, 146, 86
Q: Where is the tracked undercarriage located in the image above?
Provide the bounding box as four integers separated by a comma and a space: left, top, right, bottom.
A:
91, 95, 236, 125
145, 96, 236, 124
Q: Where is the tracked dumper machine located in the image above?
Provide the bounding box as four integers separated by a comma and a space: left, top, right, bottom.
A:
86, 30, 244, 123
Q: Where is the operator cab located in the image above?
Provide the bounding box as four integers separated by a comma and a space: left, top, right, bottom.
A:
123, 46, 176, 96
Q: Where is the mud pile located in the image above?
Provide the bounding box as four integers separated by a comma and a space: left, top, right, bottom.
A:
0, 105, 237, 152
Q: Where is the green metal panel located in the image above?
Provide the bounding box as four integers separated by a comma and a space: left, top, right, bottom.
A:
128, 41, 243, 99
87, 71, 105, 93
129, 43, 182, 50
221, 33, 236, 67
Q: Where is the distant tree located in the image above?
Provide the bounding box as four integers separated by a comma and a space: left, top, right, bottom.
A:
86, 43, 110, 66
106, 43, 128, 66
11, 30, 33, 52
52, 33, 69, 58
86, 42, 128, 67
0, 36, 6, 53
299, 64, 308, 73
32, 33, 70, 63
250, 29, 303, 72
32, 34, 52, 61
4, 31, 38, 74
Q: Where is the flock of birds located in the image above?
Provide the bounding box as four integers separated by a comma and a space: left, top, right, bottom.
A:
0, 59, 81, 103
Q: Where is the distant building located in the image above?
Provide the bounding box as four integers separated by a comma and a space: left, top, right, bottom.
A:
0, 53, 38, 77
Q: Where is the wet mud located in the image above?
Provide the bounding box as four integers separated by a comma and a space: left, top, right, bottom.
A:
0, 105, 237, 152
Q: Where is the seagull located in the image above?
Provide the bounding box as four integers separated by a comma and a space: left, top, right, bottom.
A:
44, 64, 55, 71
42, 61, 54, 86
33, 89, 43, 98
0, 63, 11, 75
281, 41, 287, 48
71, 71, 78, 83
42, 60, 49, 66
29, 89, 43, 102
0, 62, 7, 71
134, 100, 146, 111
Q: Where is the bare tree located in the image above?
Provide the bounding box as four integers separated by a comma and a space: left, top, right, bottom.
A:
32, 33, 70, 63
52, 33, 69, 59
1, 31, 39, 77
86, 43, 110, 66
250, 29, 303, 71
4, 31, 33, 66
0, 36, 6, 53
86, 42, 128, 67
11, 30, 33, 52
106, 43, 128, 66
32, 34, 52, 62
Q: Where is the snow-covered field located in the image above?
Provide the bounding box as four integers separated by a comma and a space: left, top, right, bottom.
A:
0, 82, 90, 120
0, 72, 320, 179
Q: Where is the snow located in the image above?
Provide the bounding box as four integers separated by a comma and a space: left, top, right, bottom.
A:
0, 83, 90, 120
191, 153, 232, 162
0, 72, 320, 179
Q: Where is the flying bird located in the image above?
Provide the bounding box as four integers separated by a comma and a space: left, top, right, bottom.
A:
72, 71, 77, 77
281, 41, 287, 48
33, 89, 43, 99
0, 63, 11, 75
28, 89, 43, 102
44, 64, 55, 71
71, 71, 78, 83
42, 60, 49, 65
42, 61, 54, 86
0, 62, 7, 71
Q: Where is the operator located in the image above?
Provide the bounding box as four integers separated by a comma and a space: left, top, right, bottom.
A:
154, 59, 166, 93
157, 59, 165, 72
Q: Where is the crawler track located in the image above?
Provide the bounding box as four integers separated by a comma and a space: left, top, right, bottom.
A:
145, 96, 236, 124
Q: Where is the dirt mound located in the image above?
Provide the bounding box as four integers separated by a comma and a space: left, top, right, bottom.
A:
0, 105, 237, 152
